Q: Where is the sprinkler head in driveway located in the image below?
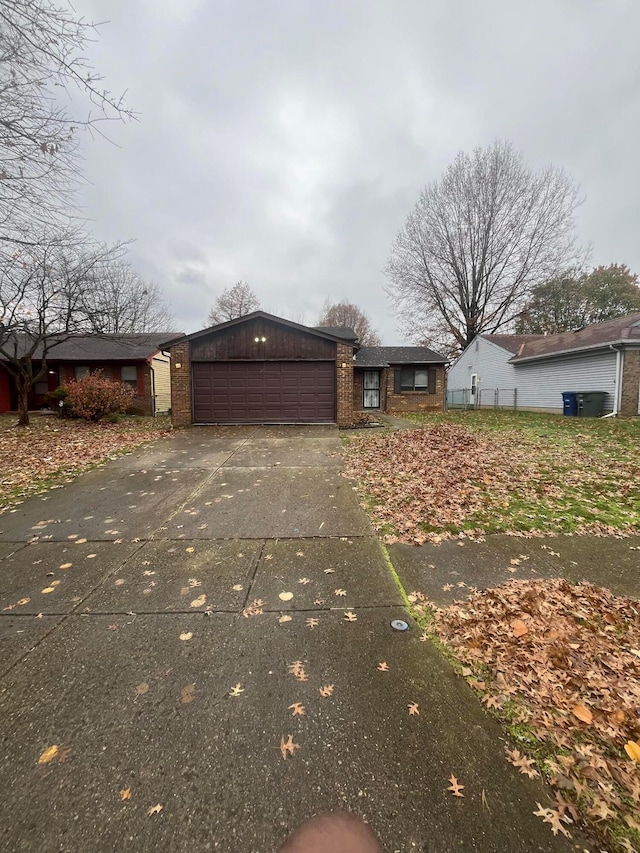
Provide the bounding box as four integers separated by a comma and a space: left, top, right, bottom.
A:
390, 619, 409, 632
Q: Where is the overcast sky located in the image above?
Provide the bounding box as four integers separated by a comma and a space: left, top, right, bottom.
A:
73, 0, 640, 343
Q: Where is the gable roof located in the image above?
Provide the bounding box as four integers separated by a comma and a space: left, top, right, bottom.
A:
1, 333, 179, 362
480, 333, 546, 354
162, 311, 358, 348
355, 346, 447, 368
313, 325, 358, 341
510, 313, 640, 362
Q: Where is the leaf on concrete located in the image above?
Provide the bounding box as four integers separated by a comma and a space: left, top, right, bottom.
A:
279, 592, 294, 601
147, 804, 163, 816
408, 702, 419, 716
288, 702, 306, 717
447, 776, 464, 797
343, 611, 357, 622
179, 632, 193, 641
41, 586, 55, 594
135, 682, 149, 697
319, 684, 334, 697
38, 745, 59, 765
278, 615, 292, 624
190, 594, 207, 608
120, 788, 132, 801
305, 618, 319, 629
280, 735, 300, 760
229, 683, 244, 697
59, 563, 72, 569
334, 588, 347, 597
180, 684, 196, 704
377, 662, 389, 672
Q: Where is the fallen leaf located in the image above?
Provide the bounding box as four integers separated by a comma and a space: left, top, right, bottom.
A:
408, 702, 419, 716
510, 619, 528, 638
120, 788, 132, 801
190, 594, 207, 608
229, 683, 244, 697
147, 804, 163, 816
86, 554, 97, 559
233, 584, 243, 591
17, 598, 30, 606
305, 617, 319, 629
41, 586, 55, 594
319, 684, 334, 697
135, 682, 149, 697
298, 577, 310, 585
180, 684, 196, 704
571, 704, 593, 725
278, 615, 292, 624
288, 702, 306, 717
323, 568, 335, 574
114, 579, 125, 587
38, 745, 59, 765
76, 538, 87, 544
334, 588, 347, 597
279, 592, 294, 601
377, 662, 389, 672
343, 611, 357, 622
59, 563, 72, 569
280, 735, 300, 760
624, 740, 640, 761
179, 632, 193, 641
447, 775, 464, 797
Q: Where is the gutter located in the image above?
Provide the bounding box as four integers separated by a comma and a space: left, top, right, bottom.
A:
510, 338, 638, 364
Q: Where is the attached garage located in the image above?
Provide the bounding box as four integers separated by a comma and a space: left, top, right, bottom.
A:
166, 312, 358, 427
192, 361, 335, 423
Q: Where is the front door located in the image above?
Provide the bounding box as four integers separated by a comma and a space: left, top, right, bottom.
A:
363, 370, 381, 409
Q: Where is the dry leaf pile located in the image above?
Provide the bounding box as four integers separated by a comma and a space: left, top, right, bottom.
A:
0, 416, 170, 511
342, 423, 640, 544
431, 578, 640, 848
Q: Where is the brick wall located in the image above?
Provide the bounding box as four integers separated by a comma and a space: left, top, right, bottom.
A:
336, 343, 354, 426
352, 370, 363, 410
620, 350, 640, 416
384, 364, 446, 413
169, 342, 192, 427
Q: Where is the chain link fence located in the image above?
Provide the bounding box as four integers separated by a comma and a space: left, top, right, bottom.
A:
446, 388, 517, 410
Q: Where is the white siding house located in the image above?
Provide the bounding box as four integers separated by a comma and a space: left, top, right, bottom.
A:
448, 314, 640, 416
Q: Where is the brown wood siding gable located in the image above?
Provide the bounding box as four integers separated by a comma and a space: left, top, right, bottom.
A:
191, 318, 337, 361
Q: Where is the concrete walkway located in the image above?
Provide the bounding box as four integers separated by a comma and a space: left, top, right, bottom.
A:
0, 426, 582, 852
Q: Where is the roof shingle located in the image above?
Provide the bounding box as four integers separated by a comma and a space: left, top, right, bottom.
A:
355, 346, 447, 367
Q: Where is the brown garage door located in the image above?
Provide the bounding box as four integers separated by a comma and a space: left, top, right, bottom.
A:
192, 361, 335, 423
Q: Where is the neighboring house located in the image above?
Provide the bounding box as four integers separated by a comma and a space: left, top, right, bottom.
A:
0, 333, 175, 416
163, 311, 448, 427
353, 347, 447, 415
447, 313, 640, 416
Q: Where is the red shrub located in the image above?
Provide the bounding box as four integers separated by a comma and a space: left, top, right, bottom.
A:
61, 372, 136, 421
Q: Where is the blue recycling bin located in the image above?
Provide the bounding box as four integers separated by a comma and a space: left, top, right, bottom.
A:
562, 392, 578, 416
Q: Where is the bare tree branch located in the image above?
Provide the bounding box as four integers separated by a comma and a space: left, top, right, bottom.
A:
316, 300, 381, 346
385, 141, 583, 350
207, 281, 260, 325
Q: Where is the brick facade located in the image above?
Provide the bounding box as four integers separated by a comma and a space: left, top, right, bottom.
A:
620, 350, 640, 416
336, 343, 355, 427
169, 342, 192, 427
353, 364, 446, 415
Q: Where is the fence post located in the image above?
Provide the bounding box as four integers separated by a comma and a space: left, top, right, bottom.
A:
514, 388, 517, 411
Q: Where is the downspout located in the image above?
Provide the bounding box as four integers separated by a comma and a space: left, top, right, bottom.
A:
601, 345, 623, 418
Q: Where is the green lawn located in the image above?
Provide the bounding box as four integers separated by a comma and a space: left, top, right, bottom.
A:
342, 411, 640, 542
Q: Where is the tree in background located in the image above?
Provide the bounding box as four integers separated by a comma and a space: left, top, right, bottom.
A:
0, 231, 126, 425
516, 264, 640, 334
385, 141, 582, 352
207, 281, 260, 325
85, 258, 174, 333
316, 300, 381, 346
0, 0, 134, 248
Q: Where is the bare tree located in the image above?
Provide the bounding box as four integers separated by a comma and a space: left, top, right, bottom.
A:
207, 281, 260, 325
0, 0, 134, 247
317, 300, 381, 346
0, 230, 127, 425
84, 259, 174, 333
385, 141, 582, 351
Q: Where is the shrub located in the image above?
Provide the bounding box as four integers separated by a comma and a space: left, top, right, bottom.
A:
61, 372, 136, 422
49, 386, 74, 418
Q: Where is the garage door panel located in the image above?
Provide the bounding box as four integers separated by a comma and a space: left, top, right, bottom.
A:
192, 362, 335, 423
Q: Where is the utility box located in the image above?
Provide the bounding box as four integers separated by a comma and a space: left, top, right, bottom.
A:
562, 392, 578, 416
576, 392, 607, 418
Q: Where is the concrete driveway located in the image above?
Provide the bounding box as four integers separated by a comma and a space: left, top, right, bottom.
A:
0, 426, 581, 852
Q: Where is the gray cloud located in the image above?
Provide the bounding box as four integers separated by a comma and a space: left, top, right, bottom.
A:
75, 0, 640, 343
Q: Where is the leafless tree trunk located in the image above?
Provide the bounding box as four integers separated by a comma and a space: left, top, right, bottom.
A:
385, 141, 582, 351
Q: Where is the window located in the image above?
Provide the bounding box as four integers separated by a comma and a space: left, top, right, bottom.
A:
121, 365, 138, 390
74, 366, 90, 379
400, 368, 428, 391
